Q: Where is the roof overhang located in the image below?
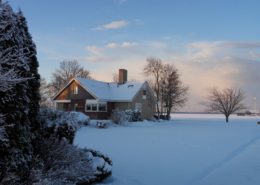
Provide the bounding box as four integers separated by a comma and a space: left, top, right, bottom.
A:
54, 100, 71, 103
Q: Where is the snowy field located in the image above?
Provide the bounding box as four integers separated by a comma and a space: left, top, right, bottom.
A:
74, 114, 260, 185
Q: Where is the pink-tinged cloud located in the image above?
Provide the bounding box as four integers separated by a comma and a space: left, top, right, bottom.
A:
82, 40, 260, 111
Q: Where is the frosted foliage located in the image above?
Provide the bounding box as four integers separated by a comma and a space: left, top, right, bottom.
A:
35, 139, 94, 185
111, 109, 127, 124
39, 109, 88, 130
0, 3, 29, 104
0, 69, 27, 92
0, 125, 5, 141
0, 2, 38, 184
0, 4, 31, 72
39, 78, 55, 109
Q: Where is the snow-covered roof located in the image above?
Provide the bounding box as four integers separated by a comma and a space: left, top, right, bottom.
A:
74, 77, 146, 102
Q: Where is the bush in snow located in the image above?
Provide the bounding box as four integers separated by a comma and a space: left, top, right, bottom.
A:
125, 109, 142, 122
111, 109, 127, 124
31, 138, 112, 185
33, 138, 94, 185
111, 109, 142, 124
70, 111, 90, 126
39, 109, 89, 143
80, 148, 112, 184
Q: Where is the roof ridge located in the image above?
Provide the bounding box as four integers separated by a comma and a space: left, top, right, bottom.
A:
76, 77, 110, 84
76, 77, 145, 84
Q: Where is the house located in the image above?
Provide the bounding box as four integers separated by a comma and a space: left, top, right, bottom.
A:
53, 69, 156, 120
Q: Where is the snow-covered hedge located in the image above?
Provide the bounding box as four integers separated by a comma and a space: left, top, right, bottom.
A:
39, 109, 90, 143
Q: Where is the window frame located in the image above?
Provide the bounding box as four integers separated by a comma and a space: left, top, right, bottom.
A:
74, 85, 78, 94
85, 100, 107, 112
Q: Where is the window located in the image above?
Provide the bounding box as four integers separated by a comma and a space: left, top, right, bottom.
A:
142, 90, 147, 100
92, 104, 97, 111
74, 104, 78, 111
74, 86, 78, 94
86, 104, 91, 111
98, 103, 107, 112
85, 100, 107, 112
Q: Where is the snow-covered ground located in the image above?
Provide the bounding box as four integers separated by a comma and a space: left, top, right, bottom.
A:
74, 114, 260, 185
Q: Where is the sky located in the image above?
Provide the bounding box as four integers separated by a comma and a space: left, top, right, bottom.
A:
7, 0, 260, 112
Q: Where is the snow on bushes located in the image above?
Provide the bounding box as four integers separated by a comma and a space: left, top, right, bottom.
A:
70, 111, 90, 126
36, 109, 112, 185
77, 149, 112, 185
111, 109, 142, 124
125, 109, 142, 122
39, 109, 90, 143
111, 109, 127, 124
39, 109, 89, 129
31, 138, 112, 185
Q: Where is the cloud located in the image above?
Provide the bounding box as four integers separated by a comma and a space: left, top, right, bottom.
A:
106, 42, 138, 49
94, 20, 128, 31
85, 41, 139, 62
83, 40, 260, 111
85, 45, 109, 62
169, 40, 260, 111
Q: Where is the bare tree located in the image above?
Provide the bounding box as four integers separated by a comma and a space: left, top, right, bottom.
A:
39, 78, 56, 109
112, 72, 119, 83
161, 64, 188, 120
143, 57, 163, 117
50, 60, 91, 93
206, 87, 245, 122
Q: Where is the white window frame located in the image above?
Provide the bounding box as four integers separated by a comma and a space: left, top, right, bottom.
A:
74, 86, 78, 94
85, 99, 107, 112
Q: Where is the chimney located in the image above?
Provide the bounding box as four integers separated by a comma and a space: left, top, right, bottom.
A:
118, 69, 127, 84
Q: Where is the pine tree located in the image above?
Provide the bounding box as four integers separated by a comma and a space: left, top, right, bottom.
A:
0, 2, 40, 183
16, 10, 41, 135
